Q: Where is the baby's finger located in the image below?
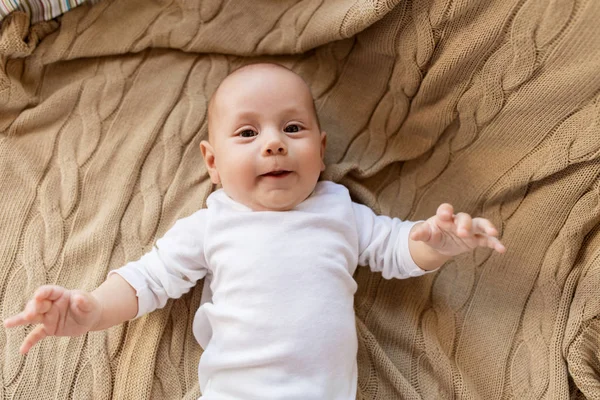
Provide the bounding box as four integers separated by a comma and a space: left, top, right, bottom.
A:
4, 311, 45, 328
21, 299, 40, 321
17, 298, 50, 324
32, 299, 53, 315
5, 299, 42, 326
73, 293, 93, 313
490, 237, 507, 253
4, 313, 28, 328
455, 213, 473, 237
34, 285, 64, 302
410, 223, 431, 242
472, 218, 498, 237
477, 235, 506, 253
436, 204, 454, 221
19, 324, 47, 354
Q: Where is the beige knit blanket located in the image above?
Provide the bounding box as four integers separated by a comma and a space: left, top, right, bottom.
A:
1, 0, 599, 399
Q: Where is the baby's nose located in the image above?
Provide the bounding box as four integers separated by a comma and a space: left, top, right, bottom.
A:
265, 146, 286, 155
262, 135, 288, 156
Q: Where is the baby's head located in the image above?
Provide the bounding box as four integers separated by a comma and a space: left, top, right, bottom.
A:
200, 63, 326, 211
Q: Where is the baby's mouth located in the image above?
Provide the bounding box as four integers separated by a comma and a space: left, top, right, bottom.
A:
261, 170, 292, 178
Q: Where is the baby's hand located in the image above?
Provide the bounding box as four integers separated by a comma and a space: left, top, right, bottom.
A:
410, 203, 506, 257
3, 285, 102, 354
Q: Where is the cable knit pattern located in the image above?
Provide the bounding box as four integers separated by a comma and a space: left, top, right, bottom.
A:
1, 0, 599, 398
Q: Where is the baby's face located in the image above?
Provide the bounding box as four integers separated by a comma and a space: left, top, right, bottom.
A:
201, 65, 326, 211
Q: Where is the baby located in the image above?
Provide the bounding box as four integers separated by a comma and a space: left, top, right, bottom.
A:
4, 63, 506, 399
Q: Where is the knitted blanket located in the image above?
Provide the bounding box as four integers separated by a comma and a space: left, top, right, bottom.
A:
1, 0, 599, 398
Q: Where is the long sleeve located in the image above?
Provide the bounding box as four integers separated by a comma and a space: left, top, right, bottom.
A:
352, 202, 430, 279
109, 209, 210, 318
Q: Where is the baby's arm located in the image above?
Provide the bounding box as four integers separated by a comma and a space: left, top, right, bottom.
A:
3, 274, 137, 354
5, 208, 210, 354
89, 273, 138, 330
408, 203, 506, 271
353, 202, 505, 278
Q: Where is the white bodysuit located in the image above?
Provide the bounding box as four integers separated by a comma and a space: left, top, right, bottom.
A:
111, 181, 429, 399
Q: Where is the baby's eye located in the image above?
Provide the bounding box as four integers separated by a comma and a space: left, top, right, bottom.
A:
284, 125, 301, 133
239, 129, 258, 138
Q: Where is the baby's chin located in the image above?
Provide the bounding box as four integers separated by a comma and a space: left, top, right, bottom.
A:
229, 190, 308, 212
245, 196, 302, 212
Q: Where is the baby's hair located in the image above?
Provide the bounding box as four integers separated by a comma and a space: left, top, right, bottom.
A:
206, 63, 321, 141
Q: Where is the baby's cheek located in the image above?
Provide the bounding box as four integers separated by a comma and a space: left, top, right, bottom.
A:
299, 143, 322, 163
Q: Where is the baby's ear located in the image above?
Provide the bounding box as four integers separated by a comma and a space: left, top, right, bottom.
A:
200, 141, 221, 184
320, 131, 327, 171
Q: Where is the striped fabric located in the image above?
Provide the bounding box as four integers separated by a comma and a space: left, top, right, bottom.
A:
0, 0, 94, 24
